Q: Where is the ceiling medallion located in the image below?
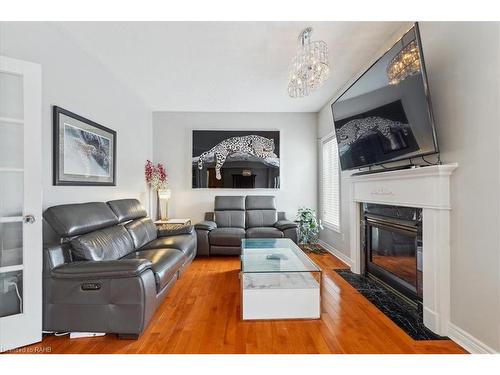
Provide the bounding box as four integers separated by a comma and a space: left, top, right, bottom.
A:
288, 27, 330, 98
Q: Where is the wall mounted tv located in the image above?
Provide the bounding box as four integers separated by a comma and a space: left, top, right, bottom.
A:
331, 23, 438, 171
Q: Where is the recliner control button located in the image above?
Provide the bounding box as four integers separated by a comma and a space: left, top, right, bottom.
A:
81, 283, 101, 291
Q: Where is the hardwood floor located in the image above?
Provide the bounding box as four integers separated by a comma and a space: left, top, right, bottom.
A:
24, 252, 466, 354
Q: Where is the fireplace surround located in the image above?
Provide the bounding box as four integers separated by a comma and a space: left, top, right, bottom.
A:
348, 164, 457, 335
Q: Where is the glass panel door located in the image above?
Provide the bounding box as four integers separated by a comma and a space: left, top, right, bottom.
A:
0, 55, 42, 352
0, 71, 24, 319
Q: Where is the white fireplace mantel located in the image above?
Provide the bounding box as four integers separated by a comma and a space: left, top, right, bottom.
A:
348, 163, 458, 335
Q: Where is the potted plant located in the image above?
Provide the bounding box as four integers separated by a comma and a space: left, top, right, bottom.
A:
145, 160, 168, 220
296, 207, 325, 254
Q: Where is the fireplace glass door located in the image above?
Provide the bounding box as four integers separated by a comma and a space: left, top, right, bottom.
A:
364, 205, 422, 301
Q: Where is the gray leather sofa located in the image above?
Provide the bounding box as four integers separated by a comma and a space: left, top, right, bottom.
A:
195, 196, 298, 256
42, 199, 196, 339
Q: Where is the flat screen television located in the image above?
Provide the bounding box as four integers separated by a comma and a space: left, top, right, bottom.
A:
331, 23, 438, 171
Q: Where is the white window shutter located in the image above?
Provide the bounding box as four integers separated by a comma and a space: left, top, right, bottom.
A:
321, 135, 340, 230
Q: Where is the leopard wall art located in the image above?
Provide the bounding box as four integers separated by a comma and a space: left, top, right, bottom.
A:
197, 135, 277, 180
336, 116, 409, 151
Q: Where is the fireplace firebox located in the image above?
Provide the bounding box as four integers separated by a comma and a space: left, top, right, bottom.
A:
362, 203, 423, 303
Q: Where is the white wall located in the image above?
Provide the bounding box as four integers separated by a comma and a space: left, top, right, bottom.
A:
0, 22, 153, 214
420, 21, 500, 353
153, 112, 317, 222
317, 22, 500, 352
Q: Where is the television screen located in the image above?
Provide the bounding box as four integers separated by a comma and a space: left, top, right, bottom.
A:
331, 24, 438, 170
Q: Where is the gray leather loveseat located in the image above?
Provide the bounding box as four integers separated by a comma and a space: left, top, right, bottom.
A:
195, 196, 298, 256
42, 199, 196, 339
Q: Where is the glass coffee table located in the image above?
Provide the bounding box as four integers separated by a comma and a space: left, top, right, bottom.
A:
240, 238, 322, 320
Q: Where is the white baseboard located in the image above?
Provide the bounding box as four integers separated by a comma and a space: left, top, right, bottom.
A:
422, 306, 440, 335
318, 240, 352, 267
448, 322, 498, 354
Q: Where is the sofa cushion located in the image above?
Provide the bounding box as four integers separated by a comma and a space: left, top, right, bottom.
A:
107, 199, 148, 223
245, 210, 278, 228
123, 249, 185, 292
214, 211, 245, 228
44, 202, 118, 237
246, 227, 284, 239
209, 227, 245, 247
245, 196, 277, 210
142, 233, 197, 258
214, 196, 245, 228
70, 225, 135, 261
214, 196, 245, 211
125, 217, 158, 250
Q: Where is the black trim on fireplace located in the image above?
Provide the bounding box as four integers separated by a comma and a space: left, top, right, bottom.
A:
366, 261, 420, 303
363, 206, 423, 304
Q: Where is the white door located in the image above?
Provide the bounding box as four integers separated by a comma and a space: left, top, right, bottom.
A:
0, 56, 42, 352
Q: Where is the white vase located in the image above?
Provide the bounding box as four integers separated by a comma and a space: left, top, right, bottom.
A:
148, 188, 155, 218
157, 189, 171, 221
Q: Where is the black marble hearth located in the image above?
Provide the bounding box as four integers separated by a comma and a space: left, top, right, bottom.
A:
335, 269, 446, 340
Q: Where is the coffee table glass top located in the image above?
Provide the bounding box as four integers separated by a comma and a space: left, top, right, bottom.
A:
241, 238, 321, 273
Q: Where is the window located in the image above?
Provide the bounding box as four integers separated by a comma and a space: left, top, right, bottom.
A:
320, 134, 340, 231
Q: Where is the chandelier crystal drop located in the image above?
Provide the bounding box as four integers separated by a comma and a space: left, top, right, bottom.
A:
288, 28, 330, 98
387, 40, 421, 86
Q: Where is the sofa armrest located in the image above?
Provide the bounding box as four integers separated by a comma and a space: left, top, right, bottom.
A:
278, 211, 288, 221
44, 259, 157, 336
43, 243, 73, 273
50, 259, 152, 280
195, 220, 217, 231
275, 220, 298, 231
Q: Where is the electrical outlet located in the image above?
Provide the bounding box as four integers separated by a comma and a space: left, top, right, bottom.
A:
2, 276, 18, 294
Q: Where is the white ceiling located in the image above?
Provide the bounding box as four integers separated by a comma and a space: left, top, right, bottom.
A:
56, 21, 408, 112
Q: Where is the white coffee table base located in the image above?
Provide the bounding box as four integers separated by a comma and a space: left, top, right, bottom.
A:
241, 273, 321, 320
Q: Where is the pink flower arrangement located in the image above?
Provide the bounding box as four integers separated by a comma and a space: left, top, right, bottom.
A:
145, 160, 167, 190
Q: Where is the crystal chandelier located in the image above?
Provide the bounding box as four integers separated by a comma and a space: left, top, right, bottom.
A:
288, 27, 330, 98
387, 39, 421, 85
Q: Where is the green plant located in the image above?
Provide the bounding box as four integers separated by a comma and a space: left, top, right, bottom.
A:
296, 207, 325, 254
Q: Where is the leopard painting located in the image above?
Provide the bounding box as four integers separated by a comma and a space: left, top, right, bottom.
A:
336, 116, 409, 151
197, 135, 277, 180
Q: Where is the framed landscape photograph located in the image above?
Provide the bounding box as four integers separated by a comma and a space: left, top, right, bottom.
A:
192, 130, 280, 189
53, 106, 116, 186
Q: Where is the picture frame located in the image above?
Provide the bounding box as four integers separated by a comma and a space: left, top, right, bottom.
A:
192, 129, 280, 189
53, 106, 116, 186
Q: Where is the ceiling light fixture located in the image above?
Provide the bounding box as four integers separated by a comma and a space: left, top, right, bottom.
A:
287, 27, 330, 98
